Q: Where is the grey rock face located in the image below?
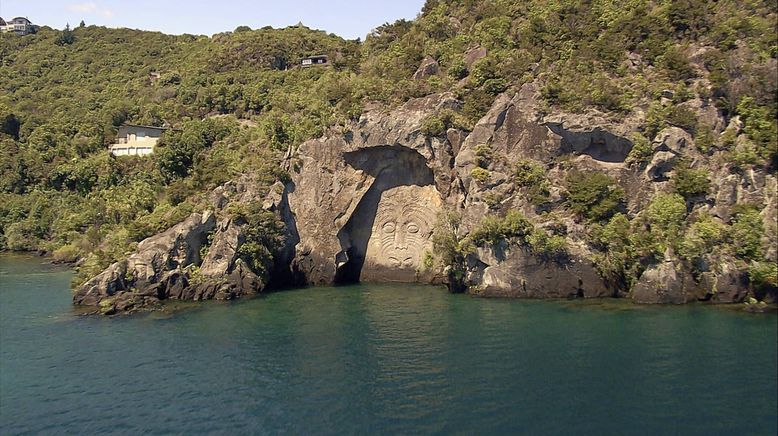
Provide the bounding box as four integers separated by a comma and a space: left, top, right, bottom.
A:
464, 46, 487, 69
631, 260, 696, 304
412, 55, 439, 80
74, 211, 216, 308
76, 80, 769, 313
287, 94, 457, 285
466, 243, 613, 299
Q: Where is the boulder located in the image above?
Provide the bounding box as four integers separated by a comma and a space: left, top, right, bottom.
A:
129, 211, 216, 288
412, 56, 439, 80
464, 46, 487, 69
646, 151, 679, 181
465, 242, 613, 299
653, 127, 692, 155
631, 261, 697, 304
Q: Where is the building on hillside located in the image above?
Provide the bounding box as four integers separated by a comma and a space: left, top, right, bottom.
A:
109, 124, 167, 157
0, 17, 37, 35
301, 55, 329, 68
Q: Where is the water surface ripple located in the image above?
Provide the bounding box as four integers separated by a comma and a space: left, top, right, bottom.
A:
1, 256, 776, 435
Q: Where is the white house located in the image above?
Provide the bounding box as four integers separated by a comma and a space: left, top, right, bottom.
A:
0, 17, 37, 35
110, 124, 167, 157
301, 55, 329, 68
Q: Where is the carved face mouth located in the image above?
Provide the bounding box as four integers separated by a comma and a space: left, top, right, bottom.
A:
388, 256, 415, 268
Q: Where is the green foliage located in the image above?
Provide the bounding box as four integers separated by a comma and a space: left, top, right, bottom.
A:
736, 97, 778, 165
474, 144, 493, 168
672, 164, 710, 199
526, 231, 567, 260
514, 159, 550, 205
665, 105, 698, 134
660, 45, 696, 82
432, 212, 472, 287
678, 214, 727, 268
646, 192, 687, 248
469, 210, 566, 260
565, 171, 625, 222
625, 133, 653, 166
694, 125, 715, 153
470, 167, 491, 184
749, 261, 777, 292
420, 114, 447, 137
592, 213, 639, 286
230, 201, 285, 277
730, 206, 764, 261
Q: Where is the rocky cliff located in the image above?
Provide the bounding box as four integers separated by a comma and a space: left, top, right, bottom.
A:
73, 84, 777, 314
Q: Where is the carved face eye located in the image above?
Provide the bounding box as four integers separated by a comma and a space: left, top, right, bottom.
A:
382, 222, 396, 234
406, 223, 419, 234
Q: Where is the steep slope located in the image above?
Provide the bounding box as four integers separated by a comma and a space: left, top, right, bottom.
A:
1, 0, 776, 312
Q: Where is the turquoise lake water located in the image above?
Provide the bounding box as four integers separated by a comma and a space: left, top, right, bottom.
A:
1, 255, 776, 435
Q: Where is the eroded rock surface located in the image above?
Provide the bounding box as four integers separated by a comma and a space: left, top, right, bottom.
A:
75, 82, 776, 313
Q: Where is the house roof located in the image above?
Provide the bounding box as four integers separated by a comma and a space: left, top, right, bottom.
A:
120, 123, 169, 131
304, 55, 328, 59
0, 17, 5, 26
11, 17, 31, 24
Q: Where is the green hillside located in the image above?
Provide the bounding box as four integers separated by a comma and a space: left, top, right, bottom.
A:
0, 0, 775, 287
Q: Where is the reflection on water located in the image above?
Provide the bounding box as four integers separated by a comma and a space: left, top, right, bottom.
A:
1, 255, 776, 435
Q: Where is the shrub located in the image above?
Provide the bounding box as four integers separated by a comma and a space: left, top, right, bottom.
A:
661, 45, 696, 81
231, 201, 285, 276
694, 126, 715, 153
565, 171, 625, 221
625, 133, 653, 166
471, 167, 491, 184
483, 78, 508, 95
52, 244, 81, 263
432, 212, 472, 291
514, 159, 546, 186
730, 206, 764, 261
666, 105, 698, 134
420, 115, 447, 137
647, 193, 687, 247
737, 97, 778, 164
678, 214, 727, 265
749, 261, 778, 291
515, 159, 550, 205
672, 164, 710, 199
469, 210, 533, 247
474, 144, 493, 168
527, 231, 567, 260
448, 59, 468, 80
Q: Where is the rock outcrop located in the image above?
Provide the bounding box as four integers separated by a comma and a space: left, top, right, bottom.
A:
75, 81, 777, 314
74, 211, 216, 310
286, 93, 459, 285
412, 56, 439, 80
73, 175, 285, 314
466, 243, 613, 299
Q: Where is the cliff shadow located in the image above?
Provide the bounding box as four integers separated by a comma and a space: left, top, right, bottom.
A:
546, 123, 633, 163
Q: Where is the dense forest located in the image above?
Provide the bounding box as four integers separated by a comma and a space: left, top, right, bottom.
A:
1, 0, 776, 290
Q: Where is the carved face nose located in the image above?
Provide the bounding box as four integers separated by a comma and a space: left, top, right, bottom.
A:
394, 226, 408, 249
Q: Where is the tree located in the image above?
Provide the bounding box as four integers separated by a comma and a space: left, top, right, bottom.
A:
57, 24, 76, 45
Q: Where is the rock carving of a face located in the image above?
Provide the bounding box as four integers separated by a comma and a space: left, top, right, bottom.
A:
362, 185, 441, 281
